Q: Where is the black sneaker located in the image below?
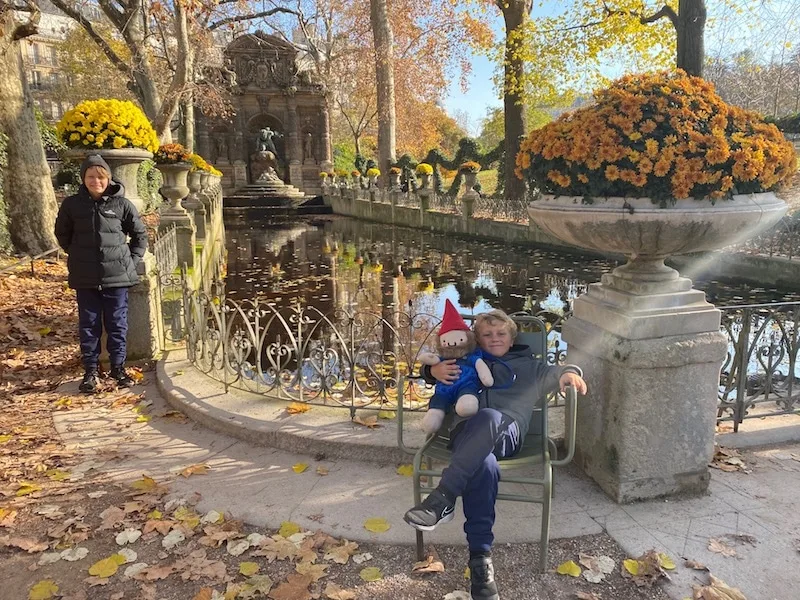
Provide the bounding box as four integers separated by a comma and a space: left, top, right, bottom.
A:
110, 366, 135, 388
469, 555, 499, 600
79, 370, 100, 394
403, 488, 455, 531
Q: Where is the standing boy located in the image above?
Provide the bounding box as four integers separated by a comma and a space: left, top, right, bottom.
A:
404, 309, 587, 600
55, 155, 147, 393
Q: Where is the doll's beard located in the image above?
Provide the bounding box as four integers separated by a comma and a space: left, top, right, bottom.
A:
439, 339, 476, 359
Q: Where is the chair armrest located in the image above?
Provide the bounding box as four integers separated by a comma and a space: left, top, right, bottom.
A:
551, 385, 577, 467
396, 374, 418, 456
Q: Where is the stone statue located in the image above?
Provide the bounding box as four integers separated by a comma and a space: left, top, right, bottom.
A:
215, 136, 228, 162
222, 58, 237, 89
256, 127, 281, 155
303, 132, 314, 161
256, 167, 282, 183
255, 60, 271, 88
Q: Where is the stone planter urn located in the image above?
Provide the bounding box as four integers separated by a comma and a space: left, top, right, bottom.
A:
184, 171, 207, 239
418, 173, 431, 189
156, 162, 195, 270
66, 148, 153, 213
528, 192, 787, 502
389, 171, 401, 191
157, 163, 191, 213
462, 171, 478, 191
417, 189, 432, 211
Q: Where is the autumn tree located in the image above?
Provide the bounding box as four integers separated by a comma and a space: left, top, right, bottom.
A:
0, 0, 59, 254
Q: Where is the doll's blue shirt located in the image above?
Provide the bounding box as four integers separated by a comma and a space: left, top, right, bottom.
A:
429, 349, 485, 411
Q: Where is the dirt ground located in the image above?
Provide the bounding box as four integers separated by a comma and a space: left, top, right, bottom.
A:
0, 262, 686, 600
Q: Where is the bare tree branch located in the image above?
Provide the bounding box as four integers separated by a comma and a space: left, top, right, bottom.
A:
209, 7, 299, 32
640, 5, 679, 27
48, 0, 132, 75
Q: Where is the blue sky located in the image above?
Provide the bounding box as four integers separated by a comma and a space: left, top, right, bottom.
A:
441, 1, 800, 136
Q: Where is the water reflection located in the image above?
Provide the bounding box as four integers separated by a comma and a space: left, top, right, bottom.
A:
223, 216, 800, 315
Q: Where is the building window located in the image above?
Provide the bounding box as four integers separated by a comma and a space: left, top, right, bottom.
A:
31, 43, 40, 64
30, 70, 41, 89
49, 46, 58, 66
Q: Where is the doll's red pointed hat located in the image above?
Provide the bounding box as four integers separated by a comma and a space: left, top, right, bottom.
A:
439, 299, 470, 335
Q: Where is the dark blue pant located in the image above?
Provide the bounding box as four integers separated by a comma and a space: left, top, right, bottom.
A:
76, 287, 129, 370
439, 408, 521, 552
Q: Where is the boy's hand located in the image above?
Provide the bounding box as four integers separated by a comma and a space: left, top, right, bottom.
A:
430, 359, 461, 385
559, 372, 587, 395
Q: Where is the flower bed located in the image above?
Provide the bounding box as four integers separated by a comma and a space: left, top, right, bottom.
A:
56, 99, 159, 153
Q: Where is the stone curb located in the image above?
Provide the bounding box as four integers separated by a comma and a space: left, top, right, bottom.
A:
155, 351, 425, 465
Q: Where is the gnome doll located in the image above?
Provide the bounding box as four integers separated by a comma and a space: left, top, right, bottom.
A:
418, 300, 494, 434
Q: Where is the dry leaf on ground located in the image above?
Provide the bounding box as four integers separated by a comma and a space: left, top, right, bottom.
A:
353, 415, 380, 428
363, 518, 390, 533
693, 574, 747, 600
556, 560, 581, 577
575, 592, 601, 600
685, 559, 709, 571
710, 446, 750, 473
180, 463, 210, 477
621, 550, 671, 587
708, 538, 737, 557
268, 573, 314, 600
323, 582, 356, 600
412, 547, 445, 574
286, 403, 311, 414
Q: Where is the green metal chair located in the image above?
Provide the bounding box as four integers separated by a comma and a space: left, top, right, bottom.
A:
396, 315, 578, 573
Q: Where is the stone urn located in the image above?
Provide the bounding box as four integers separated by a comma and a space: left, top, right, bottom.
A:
418, 173, 431, 189
156, 162, 192, 214
389, 171, 402, 191
528, 192, 787, 502
462, 171, 478, 191
66, 148, 153, 213
183, 170, 203, 212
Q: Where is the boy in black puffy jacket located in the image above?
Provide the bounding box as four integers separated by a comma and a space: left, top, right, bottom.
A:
55, 155, 148, 393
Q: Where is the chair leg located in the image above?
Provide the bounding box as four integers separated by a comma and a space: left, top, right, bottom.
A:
415, 530, 425, 561
539, 464, 553, 574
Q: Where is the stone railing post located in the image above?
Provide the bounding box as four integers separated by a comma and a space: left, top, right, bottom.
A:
157, 163, 196, 272
183, 170, 207, 240
127, 253, 162, 360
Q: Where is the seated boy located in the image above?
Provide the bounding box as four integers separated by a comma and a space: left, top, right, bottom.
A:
403, 309, 587, 600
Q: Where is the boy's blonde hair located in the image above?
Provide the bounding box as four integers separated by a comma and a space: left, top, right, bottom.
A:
474, 309, 517, 340
83, 165, 111, 181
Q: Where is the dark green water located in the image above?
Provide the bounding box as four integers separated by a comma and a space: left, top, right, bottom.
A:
223, 215, 800, 316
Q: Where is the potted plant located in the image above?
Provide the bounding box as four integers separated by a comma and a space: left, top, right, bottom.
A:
389, 166, 402, 190
319, 171, 329, 186
154, 143, 192, 213
415, 163, 434, 188
459, 161, 481, 191
366, 167, 381, 188
56, 99, 160, 212
518, 70, 795, 284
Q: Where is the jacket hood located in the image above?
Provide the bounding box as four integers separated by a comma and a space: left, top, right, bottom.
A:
78, 180, 125, 200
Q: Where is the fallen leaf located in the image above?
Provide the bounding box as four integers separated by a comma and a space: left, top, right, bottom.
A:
241, 575, 273, 597
279, 522, 301, 538
0, 535, 49, 552
621, 550, 669, 587
352, 552, 372, 564
359, 566, 383, 582
296, 561, 328, 581
578, 553, 615, 583
83, 576, 110, 587
38, 552, 62, 566
28, 580, 59, 600
268, 573, 313, 600
181, 463, 210, 478
575, 592, 601, 600
45, 469, 70, 481
556, 560, 581, 577
413, 550, 445, 574
692, 574, 747, 600
363, 518, 390, 533
61, 547, 89, 561
378, 410, 396, 419
88, 556, 122, 578
323, 582, 356, 600
0, 508, 18, 527
201, 510, 224, 525
123, 563, 148, 578
316, 466, 329, 476
286, 403, 311, 414
396, 464, 414, 477
227, 539, 251, 557
174, 506, 200, 529
353, 415, 380, 428
708, 538, 737, 557
443, 593, 470, 600
117, 548, 137, 564
658, 553, 676, 570
161, 529, 185, 550
684, 559, 709, 571
239, 562, 260, 576
324, 540, 359, 564
115, 528, 142, 545
292, 463, 308, 474
193, 589, 213, 600
16, 482, 42, 497
130, 475, 159, 492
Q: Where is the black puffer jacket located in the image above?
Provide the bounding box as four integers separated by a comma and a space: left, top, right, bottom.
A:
54, 182, 148, 289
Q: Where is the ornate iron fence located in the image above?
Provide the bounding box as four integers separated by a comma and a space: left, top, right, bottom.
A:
726, 214, 800, 260
473, 196, 529, 223
718, 302, 800, 430
179, 280, 571, 415
153, 224, 178, 276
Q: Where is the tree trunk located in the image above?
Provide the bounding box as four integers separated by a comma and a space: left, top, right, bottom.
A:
676, 0, 706, 77
183, 94, 194, 152
501, 0, 531, 202
0, 8, 58, 254
370, 0, 396, 183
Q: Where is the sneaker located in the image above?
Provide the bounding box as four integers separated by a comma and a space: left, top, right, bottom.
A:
403, 488, 455, 531
110, 366, 135, 388
79, 370, 100, 394
469, 555, 499, 600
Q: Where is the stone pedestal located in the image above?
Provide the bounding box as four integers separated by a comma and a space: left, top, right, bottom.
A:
183, 171, 207, 240
563, 265, 728, 502
127, 253, 162, 360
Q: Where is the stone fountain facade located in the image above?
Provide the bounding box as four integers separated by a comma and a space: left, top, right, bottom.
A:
197, 32, 332, 197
